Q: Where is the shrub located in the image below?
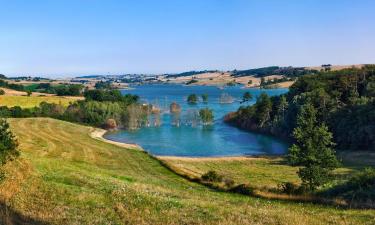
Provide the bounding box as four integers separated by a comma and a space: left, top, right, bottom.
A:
324, 168, 375, 208
201, 171, 223, 183
278, 182, 307, 195
0, 119, 19, 165
0, 89, 4, 95
229, 184, 254, 195
187, 94, 198, 104
199, 108, 214, 125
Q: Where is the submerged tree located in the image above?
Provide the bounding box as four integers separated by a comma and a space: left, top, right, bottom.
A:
187, 94, 198, 104
241, 91, 253, 104
219, 93, 234, 104
288, 103, 339, 191
201, 94, 208, 103
199, 108, 214, 125
0, 119, 19, 166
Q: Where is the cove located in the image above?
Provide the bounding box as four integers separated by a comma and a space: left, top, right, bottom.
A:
104, 84, 289, 157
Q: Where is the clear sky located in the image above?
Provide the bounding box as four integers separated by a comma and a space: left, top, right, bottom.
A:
1, 0, 374, 77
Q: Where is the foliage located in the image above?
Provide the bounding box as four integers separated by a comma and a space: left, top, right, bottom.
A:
166, 70, 218, 78
199, 108, 214, 125
233, 66, 318, 78
0, 119, 19, 165
0, 89, 4, 95
201, 94, 208, 103
288, 103, 339, 190
228, 65, 375, 151
24, 83, 83, 96
324, 168, 375, 208
201, 170, 223, 182
84, 89, 138, 105
186, 79, 198, 85
187, 94, 198, 104
241, 91, 252, 103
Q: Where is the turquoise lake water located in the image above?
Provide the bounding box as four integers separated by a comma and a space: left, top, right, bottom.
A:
104, 84, 289, 157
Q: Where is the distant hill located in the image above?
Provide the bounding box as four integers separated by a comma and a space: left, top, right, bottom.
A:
165, 70, 219, 78
232, 66, 318, 78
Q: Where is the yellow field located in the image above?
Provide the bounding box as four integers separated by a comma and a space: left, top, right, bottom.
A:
0, 95, 78, 108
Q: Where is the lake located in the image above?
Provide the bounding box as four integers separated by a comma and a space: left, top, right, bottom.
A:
104, 84, 289, 157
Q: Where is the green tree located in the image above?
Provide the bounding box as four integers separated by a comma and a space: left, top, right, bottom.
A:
241, 91, 253, 104
288, 103, 339, 191
187, 94, 198, 104
199, 108, 214, 125
26, 90, 32, 97
201, 94, 208, 103
254, 93, 272, 127
0, 89, 4, 95
0, 119, 19, 165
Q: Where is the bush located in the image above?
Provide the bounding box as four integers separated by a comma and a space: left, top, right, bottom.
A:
278, 182, 307, 195
0, 119, 19, 165
187, 94, 198, 104
229, 184, 254, 195
0, 89, 4, 95
324, 168, 375, 208
201, 171, 223, 182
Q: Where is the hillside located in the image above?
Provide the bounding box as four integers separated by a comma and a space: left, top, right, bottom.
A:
0, 118, 374, 224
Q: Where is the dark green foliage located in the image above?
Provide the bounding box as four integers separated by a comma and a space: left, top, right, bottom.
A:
24, 83, 83, 96
201, 171, 223, 182
186, 79, 198, 85
288, 103, 339, 190
241, 91, 253, 103
166, 70, 218, 78
187, 94, 198, 104
199, 108, 214, 125
0, 89, 4, 95
324, 168, 375, 208
94, 81, 112, 89
0, 119, 19, 165
228, 65, 375, 151
84, 89, 138, 105
229, 184, 254, 195
0, 79, 25, 91
233, 66, 317, 78
201, 94, 208, 103
278, 182, 307, 195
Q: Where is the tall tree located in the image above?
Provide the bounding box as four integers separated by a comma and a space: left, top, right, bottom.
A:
288, 103, 339, 190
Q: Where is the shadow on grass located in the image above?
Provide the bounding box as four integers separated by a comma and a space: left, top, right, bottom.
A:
0, 202, 50, 225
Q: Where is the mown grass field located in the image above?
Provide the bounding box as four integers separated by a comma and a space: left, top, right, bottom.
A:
0, 95, 78, 108
0, 118, 374, 224
158, 157, 354, 190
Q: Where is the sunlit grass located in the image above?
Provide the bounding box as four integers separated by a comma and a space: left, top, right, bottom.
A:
0, 95, 76, 108
0, 118, 373, 224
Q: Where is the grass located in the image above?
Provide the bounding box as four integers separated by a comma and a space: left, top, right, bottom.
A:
159, 157, 300, 189
0, 118, 373, 224
0, 95, 76, 108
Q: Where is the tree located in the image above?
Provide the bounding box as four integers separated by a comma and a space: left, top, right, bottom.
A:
26, 90, 32, 97
0, 89, 4, 95
199, 108, 214, 125
201, 94, 208, 103
241, 91, 253, 104
187, 94, 198, 104
254, 93, 272, 127
0, 119, 19, 165
288, 103, 339, 191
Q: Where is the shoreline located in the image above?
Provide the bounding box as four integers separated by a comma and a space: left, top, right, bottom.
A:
90, 128, 284, 161
90, 128, 143, 150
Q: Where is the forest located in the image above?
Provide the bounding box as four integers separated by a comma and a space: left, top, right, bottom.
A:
226, 65, 375, 152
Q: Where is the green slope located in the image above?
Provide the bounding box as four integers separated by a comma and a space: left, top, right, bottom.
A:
0, 118, 374, 224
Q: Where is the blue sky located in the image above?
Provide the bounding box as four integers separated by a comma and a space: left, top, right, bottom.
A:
0, 0, 374, 77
